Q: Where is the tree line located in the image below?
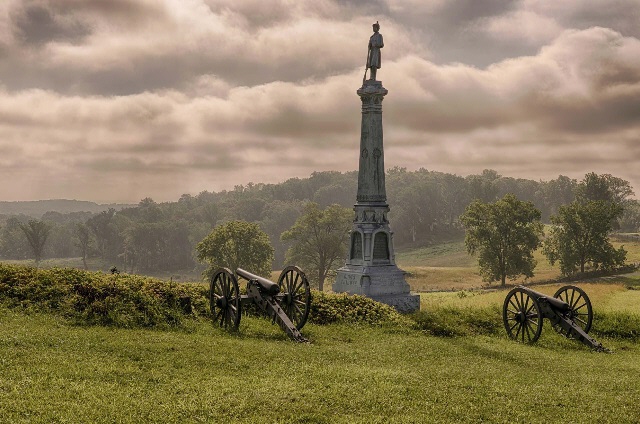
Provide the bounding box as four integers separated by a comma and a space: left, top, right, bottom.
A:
461, 172, 635, 285
0, 169, 638, 280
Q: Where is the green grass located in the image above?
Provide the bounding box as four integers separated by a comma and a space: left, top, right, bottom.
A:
396, 241, 475, 268
1, 307, 639, 423
417, 280, 640, 341
1, 262, 639, 422
396, 235, 640, 292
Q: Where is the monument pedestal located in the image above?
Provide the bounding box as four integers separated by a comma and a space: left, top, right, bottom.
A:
333, 80, 420, 313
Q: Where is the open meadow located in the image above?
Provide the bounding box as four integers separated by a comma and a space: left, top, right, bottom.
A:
1, 270, 640, 422
1, 237, 640, 422
397, 234, 640, 292
1, 293, 640, 423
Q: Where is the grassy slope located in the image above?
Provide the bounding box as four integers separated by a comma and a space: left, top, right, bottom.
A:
5, 233, 639, 291
420, 279, 640, 311
397, 237, 640, 292
2, 250, 640, 422
1, 308, 639, 424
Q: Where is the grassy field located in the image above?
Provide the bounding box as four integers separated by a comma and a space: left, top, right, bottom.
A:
1, 303, 639, 423
1, 250, 640, 422
4, 233, 639, 293
397, 236, 640, 292
420, 280, 640, 312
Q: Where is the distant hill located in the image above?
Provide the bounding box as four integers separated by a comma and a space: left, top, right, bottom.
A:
0, 200, 135, 218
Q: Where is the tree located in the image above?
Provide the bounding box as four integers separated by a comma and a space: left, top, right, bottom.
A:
620, 200, 640, 233
19, 219, 52, 265
0, 217, 30, 259
543, 200, 626, 275
75, 223, 91, 269
281, 203, 352, 291
466, 170, 500, 202
86, 208, 119, 261
539, 175, 576, 219
124, 221, 194, 273
196, 220, 274, 278
575, 172, 634, 206
460, 194, 543, 286
260, 200, 303, 268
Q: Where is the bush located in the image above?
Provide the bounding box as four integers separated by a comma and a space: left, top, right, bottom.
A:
411, 306, 502, 337
308, 291, 407, 326
0, 263, 408, 329
0, 263, 209, 328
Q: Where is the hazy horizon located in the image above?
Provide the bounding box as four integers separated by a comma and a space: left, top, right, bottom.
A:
1, 1, 639, 203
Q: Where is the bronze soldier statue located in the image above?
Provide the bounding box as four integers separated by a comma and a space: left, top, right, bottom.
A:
365, 21, 384, 82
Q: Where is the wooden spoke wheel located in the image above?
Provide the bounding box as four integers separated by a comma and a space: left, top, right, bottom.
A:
210, 268, 242, 330
503, 287, 543, 344
277, 266, 311, 330
554, 285, 593, 334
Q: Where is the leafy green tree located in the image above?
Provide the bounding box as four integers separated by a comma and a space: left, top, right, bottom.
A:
620, 200, 640, 232
575, 172, 634, 206
123, 221, 193, 273
0, 217, 30, 259
465, 169, 500, 202
460, 194, 543, 286
196, 220, 274, 278
281, 203, 352, 291
87, 208, 119, 260
260, 200, 303, 268
539, 175, 576, 219
74, 223, 92, 269
543, 200, 626, 275
19, 219, 52, 265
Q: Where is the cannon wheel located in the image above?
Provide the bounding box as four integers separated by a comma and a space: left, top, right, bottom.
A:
210, 268, 242, 330
553, 285, 593, 334
277, 266, 311, 330
503, 287, 543, 343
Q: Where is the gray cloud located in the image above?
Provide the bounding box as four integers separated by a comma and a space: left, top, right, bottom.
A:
0, 1, 638, 202
12, 2, 90, 46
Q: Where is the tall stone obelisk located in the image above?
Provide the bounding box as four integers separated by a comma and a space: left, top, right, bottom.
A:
333, 22, 420, 313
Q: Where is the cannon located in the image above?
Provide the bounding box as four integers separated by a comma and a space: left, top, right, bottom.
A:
209, 266, 311, 342
503, 285, 605, 351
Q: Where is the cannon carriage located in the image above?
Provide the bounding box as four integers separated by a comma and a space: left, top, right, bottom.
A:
503, 285, 605, 351
210, 266, 311, 342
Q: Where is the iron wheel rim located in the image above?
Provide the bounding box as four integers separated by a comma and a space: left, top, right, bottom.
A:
277, 266, 311, 330
503, 287, 543, 344
554, 285, 593, 334
210, 268, 241, 330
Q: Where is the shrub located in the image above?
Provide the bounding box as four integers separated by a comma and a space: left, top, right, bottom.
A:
308, 291, 407, 326
411, 306, 502, 337
0, 264, 408, 329
0, 263, 209, 328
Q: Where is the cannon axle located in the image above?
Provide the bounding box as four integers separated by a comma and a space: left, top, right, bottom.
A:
209, 266, 311, 342
503, 285, 604, 351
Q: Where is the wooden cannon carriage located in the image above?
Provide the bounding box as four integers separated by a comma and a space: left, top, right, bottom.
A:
210, 266, 311, 342
503, 285, 605, 351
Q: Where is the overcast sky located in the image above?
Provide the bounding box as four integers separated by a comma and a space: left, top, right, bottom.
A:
1, 0, 639, 203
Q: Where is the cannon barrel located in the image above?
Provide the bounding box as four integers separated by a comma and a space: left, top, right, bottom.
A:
504, 285, 603, 350
236, 268, 280, 296
520, 286, 570, 312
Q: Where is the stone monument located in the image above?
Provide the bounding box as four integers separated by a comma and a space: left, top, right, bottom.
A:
333, 22, 420, 313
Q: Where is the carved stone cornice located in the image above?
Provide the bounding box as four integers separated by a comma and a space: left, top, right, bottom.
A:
357, 81, 388, 114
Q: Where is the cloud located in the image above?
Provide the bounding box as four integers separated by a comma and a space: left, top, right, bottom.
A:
0, 1, 639, 202
0, 0, 421, 95
482, 10, 563, 45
